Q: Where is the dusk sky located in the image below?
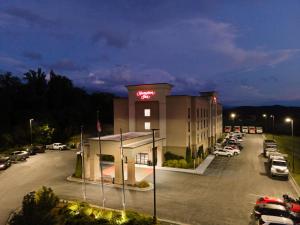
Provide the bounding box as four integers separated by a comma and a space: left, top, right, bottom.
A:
1, 0, 300, 106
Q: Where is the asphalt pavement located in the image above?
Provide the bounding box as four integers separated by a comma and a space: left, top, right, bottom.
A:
0, 135, 297, 225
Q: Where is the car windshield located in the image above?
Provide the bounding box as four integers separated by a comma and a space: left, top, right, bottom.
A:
0, 159, 8, 163
273, 161, 287, 166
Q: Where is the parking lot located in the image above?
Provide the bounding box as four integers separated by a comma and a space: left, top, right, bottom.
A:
0, 134, 297, 225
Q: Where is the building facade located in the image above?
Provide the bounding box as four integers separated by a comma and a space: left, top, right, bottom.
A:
84, 83, 223, 185
114, 83, 223, 159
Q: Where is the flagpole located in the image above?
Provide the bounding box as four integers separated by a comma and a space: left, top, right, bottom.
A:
97, 110, 105, 207
81, 125, 86, 201
120, 128, 126, 211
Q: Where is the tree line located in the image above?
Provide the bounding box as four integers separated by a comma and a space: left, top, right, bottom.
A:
0, 68, 114, 150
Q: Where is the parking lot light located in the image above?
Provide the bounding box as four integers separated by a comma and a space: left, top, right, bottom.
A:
230, 113, 236, 119
29, 118, 34, 146
285, 117, 294, 172
262, 114, 267, 118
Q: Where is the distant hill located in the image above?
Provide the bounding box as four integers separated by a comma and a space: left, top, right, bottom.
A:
223, 105, 300, 135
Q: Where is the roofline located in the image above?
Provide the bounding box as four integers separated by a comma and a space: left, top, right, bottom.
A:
126, 83, 174, 88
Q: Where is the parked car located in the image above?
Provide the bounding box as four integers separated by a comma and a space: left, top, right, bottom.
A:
264, 147, 278, 158
270, 158, 289, 179
256, 196, 286, 206
0, 156, 11, 170
9, 151, 28, 161
223, 146, 240, 155
264, 140, 277, 149
26, 145, 45, 154
253, 203, 290, 220
213, 149, 234, 157
46, 143, 67, 150
257, 215, 294, 225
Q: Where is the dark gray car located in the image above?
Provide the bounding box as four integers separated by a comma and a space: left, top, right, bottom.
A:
0, 157, 11, 170
9, 151, 28, 162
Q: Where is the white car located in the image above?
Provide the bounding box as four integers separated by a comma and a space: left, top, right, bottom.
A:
213, 149, 234, 157
223, 146, 240, 155
46, 143, 67, 150
257, 215, 293, 225
270, 158, 289, 178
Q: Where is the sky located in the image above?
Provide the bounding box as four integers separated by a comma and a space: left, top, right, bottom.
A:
0, 0, 300, 106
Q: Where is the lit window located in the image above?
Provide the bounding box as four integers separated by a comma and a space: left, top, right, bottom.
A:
144, 109, 151, 117
145, 122, 151, 130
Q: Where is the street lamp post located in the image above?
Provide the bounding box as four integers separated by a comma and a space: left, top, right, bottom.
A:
270, 115, 275, 139
29, 118, 34, 146
285, 118, 294, 172
151, 128, 159, 224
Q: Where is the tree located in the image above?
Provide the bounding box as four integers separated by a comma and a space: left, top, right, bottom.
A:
9, 187, 58, 225
185, 147, 192, 163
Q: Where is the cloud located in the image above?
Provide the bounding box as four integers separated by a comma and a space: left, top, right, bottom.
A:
92, 28, 130, 48
5, 7, 56, 27
0, 55, 24, 67
22, 51, 43, 60
47, 59, 86, 72
185, 18, 300, 69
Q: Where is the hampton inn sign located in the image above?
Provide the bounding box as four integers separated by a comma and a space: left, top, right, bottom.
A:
136, 90, 156, 100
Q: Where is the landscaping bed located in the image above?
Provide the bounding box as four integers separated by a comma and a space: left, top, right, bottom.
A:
8, 186, 175, 225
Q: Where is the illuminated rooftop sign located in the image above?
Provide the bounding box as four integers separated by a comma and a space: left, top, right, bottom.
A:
136, 90, 156, 100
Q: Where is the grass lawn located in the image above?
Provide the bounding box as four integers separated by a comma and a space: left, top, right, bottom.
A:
265, 133, 300, 185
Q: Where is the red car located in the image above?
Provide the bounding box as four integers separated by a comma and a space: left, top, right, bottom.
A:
256, 196, 285, 206
287, 203, 300, 212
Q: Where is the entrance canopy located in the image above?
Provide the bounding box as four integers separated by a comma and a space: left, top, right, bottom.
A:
85, 132, 165, 185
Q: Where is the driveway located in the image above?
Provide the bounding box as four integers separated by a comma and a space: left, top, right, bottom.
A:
0, 135, 297, 225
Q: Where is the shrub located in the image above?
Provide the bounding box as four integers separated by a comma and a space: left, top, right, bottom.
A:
178, 159, 188, 168
164, 151, 183, 161
135, 180, 150, 188
124, 211, 154, 225
9, 187, 58, 225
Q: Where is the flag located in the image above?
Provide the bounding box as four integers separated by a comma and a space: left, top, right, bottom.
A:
97, 119, 102, 133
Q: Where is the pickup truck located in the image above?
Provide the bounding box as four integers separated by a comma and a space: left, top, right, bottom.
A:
46, 143, 67, 150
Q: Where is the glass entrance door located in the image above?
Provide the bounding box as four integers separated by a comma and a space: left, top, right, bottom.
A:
135, 153, 149, 165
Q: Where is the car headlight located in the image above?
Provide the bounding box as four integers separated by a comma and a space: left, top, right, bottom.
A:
0, 164, 5, 168
271, 168, 276, 172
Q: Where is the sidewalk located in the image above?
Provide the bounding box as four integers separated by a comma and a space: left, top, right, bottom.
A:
195, 154, 215, 174
135, 154, 215, 175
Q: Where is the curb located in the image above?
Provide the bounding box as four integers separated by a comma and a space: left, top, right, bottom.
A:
289, 174, 300, 196
66, 176, 153, 192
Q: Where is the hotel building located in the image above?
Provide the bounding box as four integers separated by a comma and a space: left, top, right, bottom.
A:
84, 83, 222, 185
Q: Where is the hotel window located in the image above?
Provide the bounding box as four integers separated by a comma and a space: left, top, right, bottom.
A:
197, 109, 199, 119
204, 120, 205, 128
144, 109, 151, 117
188, 122, 190, 132
201, 120, 203, 129
188, 108, 191, 119
197, 121, 199, 130
201, 108, 203, 118
197, 134, 199, 144
144, 122, 151, 130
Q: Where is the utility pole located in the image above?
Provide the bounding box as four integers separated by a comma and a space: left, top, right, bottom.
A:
81, 125, 86, 201
97, 111, 105, 207
29, 118, 34, 146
